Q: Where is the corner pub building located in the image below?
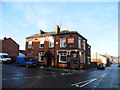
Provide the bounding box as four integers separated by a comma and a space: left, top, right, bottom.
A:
26, 25, 91, 69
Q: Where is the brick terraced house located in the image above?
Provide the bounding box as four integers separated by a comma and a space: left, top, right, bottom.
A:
0, 37, 19, 57
26, 25, 91, 69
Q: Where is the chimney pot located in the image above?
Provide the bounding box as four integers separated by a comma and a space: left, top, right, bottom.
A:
4, 37, 7, 40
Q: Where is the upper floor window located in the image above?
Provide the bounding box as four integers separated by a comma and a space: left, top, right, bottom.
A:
49, 36, 54, 48
78, 37, 81, 49
40, 38, 44, 48
83, 40, 86, 50
28, 40, 32, 49
88, 46, 91, 54
60, 38, 66, 48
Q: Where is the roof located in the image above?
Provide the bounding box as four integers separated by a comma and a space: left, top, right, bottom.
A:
26, 30, 87, 40
1, 37, 19, 46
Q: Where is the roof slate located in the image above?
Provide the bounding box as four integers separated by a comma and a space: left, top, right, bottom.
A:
26, 30, 78, 39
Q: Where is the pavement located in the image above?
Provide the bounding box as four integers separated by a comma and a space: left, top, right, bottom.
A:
38, 65, 97, 74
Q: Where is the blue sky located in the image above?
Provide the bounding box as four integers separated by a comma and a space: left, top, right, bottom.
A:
1, 2, 118, 56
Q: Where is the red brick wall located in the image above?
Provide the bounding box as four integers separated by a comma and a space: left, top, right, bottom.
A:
1, 38, 19, 56
26, 33, 89, 68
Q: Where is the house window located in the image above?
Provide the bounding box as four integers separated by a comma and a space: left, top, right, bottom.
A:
28, 40, 32, 49
49, 36, 54, 48
60, 38, 66, 48
78, 37, 81, 49
59, 53, 67, 63
38, 52, 44, 62
40, 38, 44, 48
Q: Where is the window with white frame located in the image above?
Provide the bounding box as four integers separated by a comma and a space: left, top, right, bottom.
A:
28, 40, 32, 49
59, 53, 67, 63
38, 52, 44, 62
49, 36, 54, 48
60, 38, 66, 48
40, 38, 45, 48
83, 40, 86, 50
78, 37, 81, 49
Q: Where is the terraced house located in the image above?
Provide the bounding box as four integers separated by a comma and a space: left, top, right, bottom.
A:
26, 25, 91, 69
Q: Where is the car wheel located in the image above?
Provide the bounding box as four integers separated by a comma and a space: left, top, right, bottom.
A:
26, 64, 29, 68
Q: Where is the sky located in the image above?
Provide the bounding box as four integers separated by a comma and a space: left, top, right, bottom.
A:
1, 1, 118, 56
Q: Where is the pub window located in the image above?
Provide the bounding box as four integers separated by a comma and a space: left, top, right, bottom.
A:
49, 36, 54, 48
83, 40, 86, 50
38, 52, 44, 62
59, 53, 67, 63
28, 40, 32, 49
40, 38, 44, 48
60, 38, 66, 48
78, 37, 81, 49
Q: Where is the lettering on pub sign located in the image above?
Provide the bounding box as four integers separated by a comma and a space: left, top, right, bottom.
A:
67, 38, 74, 44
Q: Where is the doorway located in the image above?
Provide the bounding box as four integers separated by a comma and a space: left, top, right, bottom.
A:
44, 51, 53, 66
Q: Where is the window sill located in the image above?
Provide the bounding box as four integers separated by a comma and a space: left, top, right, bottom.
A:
60, 47, 67, 48
59, 61, 67, 64
39, 47, 44, 49
38, 61, 44, 63
49, 47, 54, 49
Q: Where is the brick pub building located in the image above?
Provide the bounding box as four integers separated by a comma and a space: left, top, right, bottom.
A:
26, 25, 91, 69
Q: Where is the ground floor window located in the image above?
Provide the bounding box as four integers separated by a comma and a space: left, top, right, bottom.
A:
38, 52, 44, 62
59, 53, 67, 63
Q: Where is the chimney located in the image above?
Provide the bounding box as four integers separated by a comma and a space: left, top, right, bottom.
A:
39, 30, 45, 35
55, 25, 60, 33
4, 37, 7, 40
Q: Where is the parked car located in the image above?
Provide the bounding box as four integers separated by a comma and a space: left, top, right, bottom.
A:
16, 56, 37, 67
0, 53, 12, 63
97, 64, 105, 70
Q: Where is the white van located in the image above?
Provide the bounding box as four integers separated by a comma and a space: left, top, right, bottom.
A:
0, 53, 12, 63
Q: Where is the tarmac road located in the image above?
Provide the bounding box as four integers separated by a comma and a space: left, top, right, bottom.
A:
2, 63, 119, 89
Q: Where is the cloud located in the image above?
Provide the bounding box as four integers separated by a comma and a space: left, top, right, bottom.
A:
2, 21, 20, 33
36, 20, 50, 30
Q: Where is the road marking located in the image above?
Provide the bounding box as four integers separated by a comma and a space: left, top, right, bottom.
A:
71, 73, 107, 88
65, 73, 73, 75
61, 73, 65, 75
22, 68, 26, 69
34, 76, 42, 78
101, 73, 107, 77
24, 77, 32, 79
11, 78, 20, 80
93, 73, 107, 88
52, 75, 57, 77
79, 78, 97, 88
71, 79, 95, 86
